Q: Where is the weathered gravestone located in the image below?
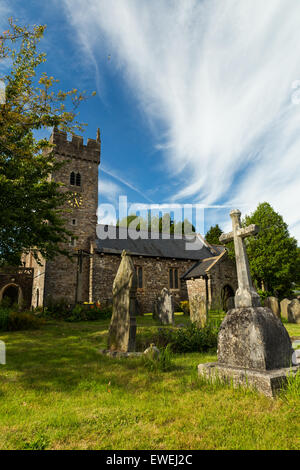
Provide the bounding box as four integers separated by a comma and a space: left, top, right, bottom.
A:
107, 250, 137, 352
144, 343, 160, 360
265, 296, 281, 319
189, 294, 207, 327
153, 288, 174, 325
198, 209, 298, 397
280, 298, 291, 321
287, 299, 300, 324
0, 340, 6, 365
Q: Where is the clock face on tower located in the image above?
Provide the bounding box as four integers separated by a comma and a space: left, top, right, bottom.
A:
68, 192, 83, 208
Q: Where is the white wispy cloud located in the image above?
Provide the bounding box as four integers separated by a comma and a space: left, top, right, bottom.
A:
0, 0, 13, 77
98, 178, 122, 204
63, 0, 300, 241
0, 1, 11, 27
97, 177, 121, 224
101, 165, 154, 203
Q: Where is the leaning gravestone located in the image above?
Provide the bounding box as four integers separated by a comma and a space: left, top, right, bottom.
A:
287, 299, 300, 324
280, 298, 291, 321
198, 209, 298, 398
153, 288, 174, 325
190, 294, 207, 327
264, 296, 281, 319
107, 250, 137, 352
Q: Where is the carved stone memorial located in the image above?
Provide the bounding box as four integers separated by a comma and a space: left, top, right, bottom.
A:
198, 209, 299, 397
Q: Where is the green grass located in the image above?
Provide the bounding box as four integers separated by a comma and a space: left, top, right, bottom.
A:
0, 316, 299, 450
283, 321, 300, 339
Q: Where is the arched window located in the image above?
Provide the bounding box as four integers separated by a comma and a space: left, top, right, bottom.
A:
70, 172, 75, 186
221, 284, 235, 311
1, 284, 20, 307
76, 172, 81, 186
169, 268, 179, 289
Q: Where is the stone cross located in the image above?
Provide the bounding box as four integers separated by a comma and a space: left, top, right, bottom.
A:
219, 209, 261, 308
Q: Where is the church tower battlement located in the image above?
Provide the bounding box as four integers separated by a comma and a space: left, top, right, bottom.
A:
50, 127, 101, 164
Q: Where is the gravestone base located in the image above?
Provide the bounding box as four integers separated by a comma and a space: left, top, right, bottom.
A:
99, 349, 143, 358
198, 362, 300, 398
198, 306, 298, 398
218, 307, 293, 370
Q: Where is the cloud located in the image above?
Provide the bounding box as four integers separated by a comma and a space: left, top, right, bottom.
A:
0, 0, 13, 75
101, 165, 155, 203
98, 177, 122, 204
63, 0, 300, 241
0, 1, 11, 27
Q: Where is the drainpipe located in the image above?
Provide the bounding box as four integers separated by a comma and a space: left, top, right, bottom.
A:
204, 275, 209, 321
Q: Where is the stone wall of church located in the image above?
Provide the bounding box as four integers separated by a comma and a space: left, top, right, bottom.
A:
22, 253, 46, 308
208, 254, 238, 308
92, 253, 196, 313
186, 254, 238, 311
0, 268, 33, 309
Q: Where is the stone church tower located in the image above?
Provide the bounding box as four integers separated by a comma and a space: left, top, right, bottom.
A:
27, 127, 101, 307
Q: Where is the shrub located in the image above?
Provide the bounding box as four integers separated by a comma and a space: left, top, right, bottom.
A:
6, 311, 45, 331
65, 304, 112, 322
169, 323, 218, 353
0, 306, 10, 331
141, 344, 173, 372
257, 289, 273, 304
44, 297, 72, 319
180, 301, 190, 315
44, 299, 112, 322
136, 323, 218, 353
0, 305, 45, 331
98, 305, 113, 320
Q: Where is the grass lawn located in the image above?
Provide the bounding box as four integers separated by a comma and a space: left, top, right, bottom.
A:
0, 314, 299, 450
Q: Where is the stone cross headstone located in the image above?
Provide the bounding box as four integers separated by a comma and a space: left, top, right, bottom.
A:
219, 209, 261, 308
198, 209, 298, 398
108, 250, 137, 352
153, 288, 174, 325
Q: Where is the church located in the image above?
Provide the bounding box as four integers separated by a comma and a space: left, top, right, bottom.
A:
0, 128, 237, 313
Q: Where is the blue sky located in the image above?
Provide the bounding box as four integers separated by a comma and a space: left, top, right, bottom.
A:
1, 0, 300, 241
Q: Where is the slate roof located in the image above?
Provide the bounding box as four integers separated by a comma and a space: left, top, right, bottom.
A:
181, 259, 215, 280
95, 224, 225, 261
181, 249, 227, 280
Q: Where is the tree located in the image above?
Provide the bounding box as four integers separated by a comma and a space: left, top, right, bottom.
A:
117, 213, 195, 234
243, 202, 299, 298
205, 224, 223, 245
0, 18, 95, 266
